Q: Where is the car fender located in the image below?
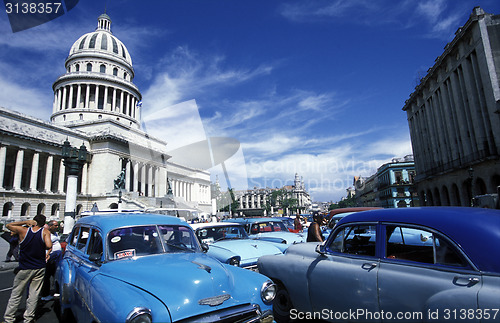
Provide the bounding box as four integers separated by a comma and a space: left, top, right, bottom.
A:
258, 251, 313, 312
206, 245, 241, 264
55, 256, 76, 306
88, 274, 172, 322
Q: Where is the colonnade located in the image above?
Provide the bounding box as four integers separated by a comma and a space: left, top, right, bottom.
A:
0, 145, 87, 194
53, 83, 139, 119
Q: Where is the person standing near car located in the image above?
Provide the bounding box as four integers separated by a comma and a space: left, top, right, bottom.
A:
40, 220, 62, 301
306, 214, 324, 242
3, 214, 52, 323
294, 214, 303, 232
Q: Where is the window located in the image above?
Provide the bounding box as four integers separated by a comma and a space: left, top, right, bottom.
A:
328, 224, 377, 257
100, 64, 106, 73
159, 225, 198, 253
89, 34, 97, 49
385, 225, 468, 267
70, 226, 80, 246
79, 36, 87, 49
113, 67, 118, 76
101, 34, 107, 50
76, 227, 90, 251
86, 229, 103, 256
75, 64, 80, 72
86, 63, 92, 72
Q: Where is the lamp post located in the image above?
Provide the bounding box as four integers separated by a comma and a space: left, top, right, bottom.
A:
408, 186, 415, 207
62, 139, 88, 234
468, 166, 474, 207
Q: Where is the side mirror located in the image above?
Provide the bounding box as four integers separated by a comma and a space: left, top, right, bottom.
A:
315, 244, 327, 256
201, 243, 209, 253
89, 253, 102, 266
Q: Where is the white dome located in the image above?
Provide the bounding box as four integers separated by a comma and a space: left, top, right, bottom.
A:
68, 14, 132, 66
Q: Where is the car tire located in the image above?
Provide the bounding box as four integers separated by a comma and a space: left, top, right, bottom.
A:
273, 283, 293, 323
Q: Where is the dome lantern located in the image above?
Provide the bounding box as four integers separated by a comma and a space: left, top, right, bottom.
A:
97, 13, 111, 32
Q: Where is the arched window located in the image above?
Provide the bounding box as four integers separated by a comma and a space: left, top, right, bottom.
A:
124, 72, 128, 80
87, 63, 92, 72
79, 114, 83, 120
112, 38, 118, 54
100, 64, 106, 73
75, 64, 80, 72
79, 36, 87, 49
37, 203, 46, 215
113, 67, 118, 76
2, 202, 13, 217
101, 34, 108, 50
21, 202, 30, 217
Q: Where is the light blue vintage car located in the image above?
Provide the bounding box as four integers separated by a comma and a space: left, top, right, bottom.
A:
55, 213, 276, 322
226, 217, 306, 248
258, 207, 500, 322
190, 222, 285, 270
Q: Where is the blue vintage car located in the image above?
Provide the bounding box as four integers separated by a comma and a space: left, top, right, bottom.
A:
55, 213, 276, 322
190, 222, 284, 270
258, 207, 500, 322
226, 217, 306, 247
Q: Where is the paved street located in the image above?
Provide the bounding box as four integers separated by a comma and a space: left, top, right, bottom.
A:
0, 237, 58, 323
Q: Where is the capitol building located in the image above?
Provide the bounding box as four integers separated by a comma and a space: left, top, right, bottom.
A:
0, 14, 212, 221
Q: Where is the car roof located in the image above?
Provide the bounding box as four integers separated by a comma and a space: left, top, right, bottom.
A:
228, 217, 282, 223
336, 207, 500, 273
327, 207, 381, 218
75, 212, 189, 234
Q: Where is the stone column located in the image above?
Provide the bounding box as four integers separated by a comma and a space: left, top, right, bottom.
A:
140, 163, 146, 195
68, 85, 74, 108
133, 161, 138, 193
0, 145, 6, 188
13, 148, 24, 191
76, 84, 82, 109
125, 160, 130, 191
81, 163, 88, 194
103, 86, 109, 111
44, 155, 53, 193
147, 165, 153, 197
95, 85, 100, 109
120, 91, 124, 114
112, 88, 117, 112
29, 152, 39, 191
61, 86, 67, 110
58, 159, 65, 193
85, 84, 90, 108
126, 93, 131, 117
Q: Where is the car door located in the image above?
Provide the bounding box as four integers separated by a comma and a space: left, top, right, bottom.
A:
378, 224, 481, 322
308, 223, 380, 322
73, 226, 102, 322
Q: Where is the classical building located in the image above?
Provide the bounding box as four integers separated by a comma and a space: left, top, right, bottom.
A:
402, 7, 500, 206
354, 155, 418, 208
0, 14, 211, 221
234, 173, 311, 216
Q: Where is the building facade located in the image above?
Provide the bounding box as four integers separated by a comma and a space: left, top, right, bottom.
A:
235, 173, 311, 216
354, 155, 418, 208
402, 7, 500, 207
0, 14, 211, 222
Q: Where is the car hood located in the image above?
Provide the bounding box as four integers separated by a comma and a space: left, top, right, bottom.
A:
212, 239, 283, 263
98, 252, 252, 321
253, 231, 305, 244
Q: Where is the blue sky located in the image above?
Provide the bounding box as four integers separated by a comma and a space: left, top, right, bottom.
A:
0, 0, 499, 202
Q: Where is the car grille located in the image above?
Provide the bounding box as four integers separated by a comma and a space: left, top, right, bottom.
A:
176, 303, 272, 323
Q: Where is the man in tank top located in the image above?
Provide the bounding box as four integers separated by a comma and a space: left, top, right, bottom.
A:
3, 214, 52, 323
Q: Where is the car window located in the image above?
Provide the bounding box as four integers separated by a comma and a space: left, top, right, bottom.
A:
159, 225, 199, 253
86, 229, 103, 256
108, 225, 162, 260
196, 225, 248, 244
76, 227, 90, 251
250, 222, 286, 234
328, 224, 377, 257
385, 225, 468, 267
69, 226, 80, 246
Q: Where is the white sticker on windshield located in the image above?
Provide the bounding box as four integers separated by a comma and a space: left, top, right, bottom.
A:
111, 236, 121, 243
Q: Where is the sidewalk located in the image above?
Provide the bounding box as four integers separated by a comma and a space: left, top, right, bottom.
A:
0, 232, 18, 272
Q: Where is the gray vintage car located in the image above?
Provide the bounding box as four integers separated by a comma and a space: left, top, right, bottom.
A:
258, 207, 500, 322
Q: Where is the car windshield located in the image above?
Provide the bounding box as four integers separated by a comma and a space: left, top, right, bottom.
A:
250, 221, 287, 234
196, 225, 249, 244
107, 225, 200, 260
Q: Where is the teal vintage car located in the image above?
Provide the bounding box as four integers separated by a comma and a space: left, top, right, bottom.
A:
55, 213, 276, 322
191, 222, 284, 270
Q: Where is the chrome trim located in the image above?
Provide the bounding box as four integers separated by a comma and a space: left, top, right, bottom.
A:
126, 307, 152, 323
260, 280, 277, 304
198, 294, 231, 306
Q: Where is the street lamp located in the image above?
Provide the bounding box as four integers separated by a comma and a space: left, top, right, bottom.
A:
62, 138, 88, 234
468, 166, 474, 207
408, 186, 415, 207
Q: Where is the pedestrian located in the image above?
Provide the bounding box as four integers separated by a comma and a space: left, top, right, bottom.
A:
3, 214, 52, 323
41, 220, 62, 301
293, 214, 303, 232
306, 213, 324, 243
2, 230, 19, 262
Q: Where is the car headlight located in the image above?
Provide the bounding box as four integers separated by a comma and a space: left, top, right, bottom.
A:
126, 307, 152, 323
260, 281, 277, 304
229, 257, 240, 267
